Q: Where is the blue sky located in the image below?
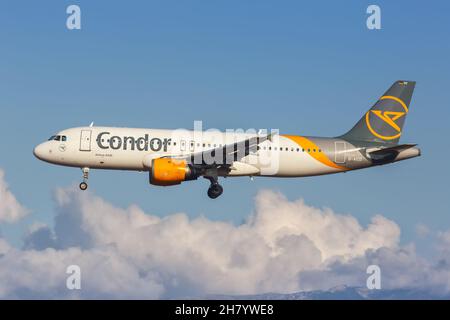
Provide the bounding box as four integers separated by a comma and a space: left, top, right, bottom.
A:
0, 0, 449, 256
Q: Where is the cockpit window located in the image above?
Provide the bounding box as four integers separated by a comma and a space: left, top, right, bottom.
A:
48, 135, 67, 141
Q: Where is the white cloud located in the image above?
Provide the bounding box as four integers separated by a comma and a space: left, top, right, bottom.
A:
0, 181, 448, 299
251, 191, 400, 260
0, 170, 28, 223
0, 238, 10, 255
438, 230, 450, 246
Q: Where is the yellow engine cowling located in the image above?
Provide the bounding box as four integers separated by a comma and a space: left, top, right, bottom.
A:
150, 158, 197, 186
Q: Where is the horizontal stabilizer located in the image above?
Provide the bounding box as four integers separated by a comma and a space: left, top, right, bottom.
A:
368, 144, 417, 156
368, 144, 419, 164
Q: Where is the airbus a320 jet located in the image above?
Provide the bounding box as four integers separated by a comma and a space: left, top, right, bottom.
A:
34, 81, 420, 199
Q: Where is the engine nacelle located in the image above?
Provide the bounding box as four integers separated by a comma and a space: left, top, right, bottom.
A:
150, 158, 198, 186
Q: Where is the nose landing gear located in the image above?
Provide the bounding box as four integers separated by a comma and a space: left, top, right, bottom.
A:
205, 176, 223, 199
79, 167, 89, 191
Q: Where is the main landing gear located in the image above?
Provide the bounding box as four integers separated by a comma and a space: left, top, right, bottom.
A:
79, 167, 89, 191
205, 176, 223, 199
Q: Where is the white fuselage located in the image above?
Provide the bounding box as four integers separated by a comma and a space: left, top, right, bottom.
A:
33, 127, 348, 178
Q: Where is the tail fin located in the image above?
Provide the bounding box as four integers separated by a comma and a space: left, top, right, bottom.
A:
340, 80, 416, 145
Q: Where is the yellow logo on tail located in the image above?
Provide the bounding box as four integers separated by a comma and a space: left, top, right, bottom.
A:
371, 110, 405, 132
365, 95, 409, 141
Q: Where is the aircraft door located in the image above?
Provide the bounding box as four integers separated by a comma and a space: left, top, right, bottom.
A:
335, 141, 346, 164
80, 130, 92, 151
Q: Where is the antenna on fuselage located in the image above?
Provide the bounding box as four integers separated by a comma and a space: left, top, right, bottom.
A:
89, 122, 94, 127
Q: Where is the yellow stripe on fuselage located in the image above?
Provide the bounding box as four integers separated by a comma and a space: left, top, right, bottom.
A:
282, 135, 348, 171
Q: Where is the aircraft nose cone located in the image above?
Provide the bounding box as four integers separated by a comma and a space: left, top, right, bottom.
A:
33, 144, 46, 160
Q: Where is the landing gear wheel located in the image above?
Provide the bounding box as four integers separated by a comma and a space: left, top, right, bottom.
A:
79, 182, 88, 191
79, 167, 90, 191
207, 183, 223, 199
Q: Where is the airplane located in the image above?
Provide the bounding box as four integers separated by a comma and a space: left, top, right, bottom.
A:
33, 81, 420, 199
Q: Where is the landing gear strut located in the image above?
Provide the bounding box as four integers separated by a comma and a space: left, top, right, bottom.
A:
79, 167, 89, 191
205, 176, 223, 199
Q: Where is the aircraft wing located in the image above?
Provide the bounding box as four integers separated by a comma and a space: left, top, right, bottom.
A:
177, 133, 274, 168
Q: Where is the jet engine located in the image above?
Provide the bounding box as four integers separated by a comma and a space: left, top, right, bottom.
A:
150, 158, 198, 186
